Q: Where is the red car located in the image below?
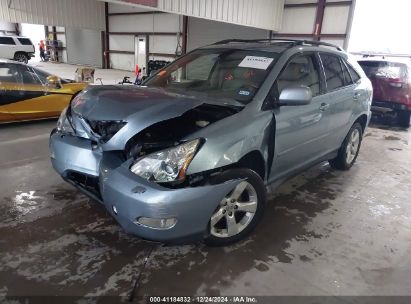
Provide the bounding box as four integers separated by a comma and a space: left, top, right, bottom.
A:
358, 59, 411, 127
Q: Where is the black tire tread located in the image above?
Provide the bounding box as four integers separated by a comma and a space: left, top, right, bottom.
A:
398, 110, 410, 128
329, 122, 363, 171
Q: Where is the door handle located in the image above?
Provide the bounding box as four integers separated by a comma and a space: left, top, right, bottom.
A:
353, 92, 361, 101
319, 103, 329, 112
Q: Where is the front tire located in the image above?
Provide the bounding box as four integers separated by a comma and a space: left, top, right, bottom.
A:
204, 168, 266, 246
329, 122, 363, 170
398, 110, 410, 128
14, 52, 28, 64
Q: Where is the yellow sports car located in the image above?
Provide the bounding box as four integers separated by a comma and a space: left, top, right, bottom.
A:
0, 60, 87, 123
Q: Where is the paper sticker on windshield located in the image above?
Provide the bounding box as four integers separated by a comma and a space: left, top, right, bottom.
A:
238, 56, 274, 70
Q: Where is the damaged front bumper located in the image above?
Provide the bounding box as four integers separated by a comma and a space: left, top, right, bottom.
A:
49, 130, 238, 242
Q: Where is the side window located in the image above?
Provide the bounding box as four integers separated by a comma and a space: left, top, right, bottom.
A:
347, 63, 361, 83
15, 65, 42, 85
340, 59, 353, 86
0, 64, 21, 83
17, 38, 33, 46
0, 37, 16, 45
320, 53, 345, 91
276, 54, 321, 97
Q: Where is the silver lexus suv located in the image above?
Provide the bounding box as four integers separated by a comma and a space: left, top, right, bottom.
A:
50, 39, 372, 245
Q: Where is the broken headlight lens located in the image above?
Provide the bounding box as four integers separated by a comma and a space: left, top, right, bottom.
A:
130, 139, 201, 183
57, 107, 74, 134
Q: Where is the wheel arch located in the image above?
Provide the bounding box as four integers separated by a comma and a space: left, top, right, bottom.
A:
233, 150, 266, 180
14, 51, 28, 58
354, 114, 368, 133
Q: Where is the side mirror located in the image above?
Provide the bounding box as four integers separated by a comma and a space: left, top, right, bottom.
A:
279, 86, 312, 106
46, 75, 62, 89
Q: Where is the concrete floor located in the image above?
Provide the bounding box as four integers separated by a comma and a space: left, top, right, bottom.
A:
29, 62, 135, 85
0, 120, 411, 301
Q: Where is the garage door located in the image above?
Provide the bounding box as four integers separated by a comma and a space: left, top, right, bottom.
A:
66, 28, 103, 68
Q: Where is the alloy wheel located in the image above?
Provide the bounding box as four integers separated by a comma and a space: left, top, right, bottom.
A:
15, 54, 28, 64
210, 181, 258, 238
346, 128, 360, 164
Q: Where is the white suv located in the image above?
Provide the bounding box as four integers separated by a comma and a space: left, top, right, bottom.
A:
0, 35, 35, 64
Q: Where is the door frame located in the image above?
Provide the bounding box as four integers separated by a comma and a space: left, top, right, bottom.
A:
134, 35, 149, 77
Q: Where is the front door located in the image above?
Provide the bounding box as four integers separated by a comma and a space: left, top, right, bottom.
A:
269, 53, 332, 182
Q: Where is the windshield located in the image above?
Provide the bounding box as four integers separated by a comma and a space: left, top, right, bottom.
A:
144, 49, 278, 104
32, 67, 51, 83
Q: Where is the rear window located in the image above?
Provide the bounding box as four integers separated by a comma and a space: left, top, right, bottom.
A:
17, 38, 33, 45
358, 61, 406, 80
0, 37, 16, 45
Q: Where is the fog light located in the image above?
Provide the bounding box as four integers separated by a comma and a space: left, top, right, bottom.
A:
112, 205, 118, 215
136, 217, 177, 229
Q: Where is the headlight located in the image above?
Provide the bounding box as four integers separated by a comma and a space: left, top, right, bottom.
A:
130, 139, 201, 183
57, 107, 74, 134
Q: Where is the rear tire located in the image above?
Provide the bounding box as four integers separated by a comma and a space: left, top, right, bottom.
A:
398, 110, 410, 128
14, 52, 28, 64
329, 122, 363, 170
204, 168, 266, 246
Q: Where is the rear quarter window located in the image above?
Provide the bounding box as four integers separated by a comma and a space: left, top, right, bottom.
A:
17, 38, 33, 45
346, 62, 361, 83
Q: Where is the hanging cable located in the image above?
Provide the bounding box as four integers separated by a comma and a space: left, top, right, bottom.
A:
128, 243, 157, 302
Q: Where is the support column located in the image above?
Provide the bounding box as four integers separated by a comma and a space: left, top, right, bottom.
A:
313, 0, 326, 41
104, 2, 110, 69
182, 15, 188, 55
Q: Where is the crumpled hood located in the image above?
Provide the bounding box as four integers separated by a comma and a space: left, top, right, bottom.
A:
70, 85, 205, 151
72, 85, 203, 121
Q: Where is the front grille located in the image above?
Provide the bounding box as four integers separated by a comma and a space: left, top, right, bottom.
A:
66, 171, 101, 199
86, 120, 127, 143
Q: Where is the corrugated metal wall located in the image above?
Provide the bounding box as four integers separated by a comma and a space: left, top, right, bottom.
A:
107, 0, 285, 31
158, 0, 284, 31
187, 17, 270, 51
0, 0, 105, 30
107, 3, 181, 71
275, 0, 355, 49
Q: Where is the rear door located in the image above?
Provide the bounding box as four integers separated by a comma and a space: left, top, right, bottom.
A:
318, 53, 357, 150
270, 53, 331, 181
16, 37, 35, 56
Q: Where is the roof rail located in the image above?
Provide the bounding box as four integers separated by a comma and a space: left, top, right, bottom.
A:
212, 38, 343, 51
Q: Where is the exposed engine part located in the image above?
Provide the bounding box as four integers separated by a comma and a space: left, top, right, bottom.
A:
86, 120, 127, 143
196, 120, 210, 127
125, 103, 241, 159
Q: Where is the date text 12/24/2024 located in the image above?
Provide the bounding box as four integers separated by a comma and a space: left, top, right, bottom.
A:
148, 296, 258, 303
